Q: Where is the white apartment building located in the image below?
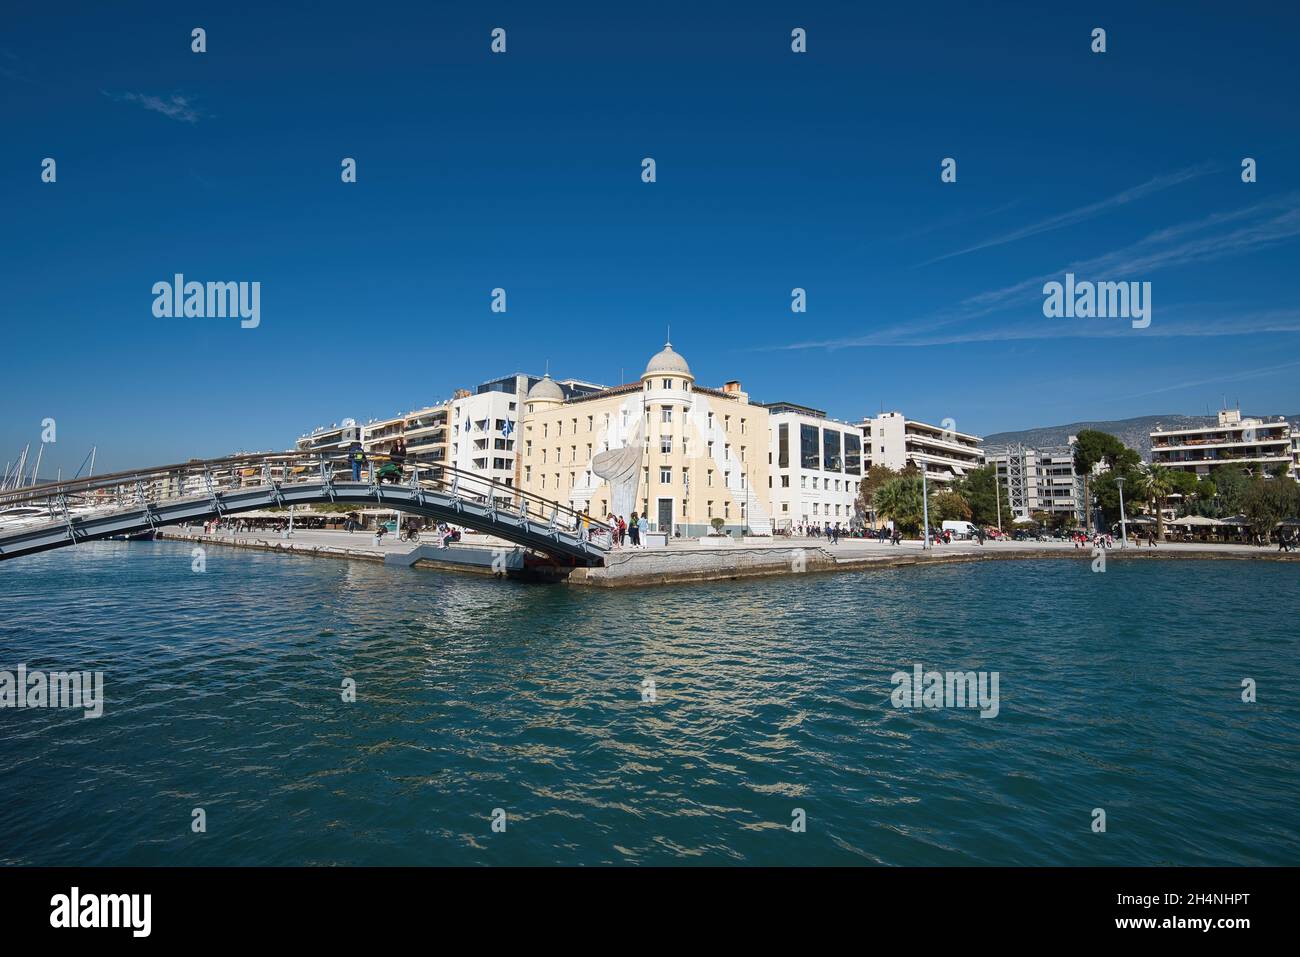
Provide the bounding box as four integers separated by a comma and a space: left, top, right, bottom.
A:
1150, 409, 1296, 479
985, 443, 1084, 523
762, 402, 864, 530
295, 419, 361, 456
858, 411, 983, 484
361, 414, 405, 458
402, 403, 450, 472
451, 372, 606, 500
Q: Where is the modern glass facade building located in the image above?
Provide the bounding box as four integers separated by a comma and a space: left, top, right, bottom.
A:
763, 402, 864, 531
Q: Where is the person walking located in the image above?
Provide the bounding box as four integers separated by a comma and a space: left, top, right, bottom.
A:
638, 513, 649, 547
628, 511, 641, 548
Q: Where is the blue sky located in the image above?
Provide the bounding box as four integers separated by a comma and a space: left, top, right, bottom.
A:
3, 1, 1298, 475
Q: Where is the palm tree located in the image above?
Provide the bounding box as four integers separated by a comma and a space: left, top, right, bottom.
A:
1138, 464, 1175, 541
873, 477, 923, 532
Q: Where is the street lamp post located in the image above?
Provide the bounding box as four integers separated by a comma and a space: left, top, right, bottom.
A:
1116, 476, 1128, 549
994, 462, 1003, 535
921, 464, 930, 549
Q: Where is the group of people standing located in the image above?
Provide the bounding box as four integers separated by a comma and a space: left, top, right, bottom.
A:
604, 511, 650, 548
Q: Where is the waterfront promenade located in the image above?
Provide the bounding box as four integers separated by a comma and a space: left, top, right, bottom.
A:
158, 526, 1298, 587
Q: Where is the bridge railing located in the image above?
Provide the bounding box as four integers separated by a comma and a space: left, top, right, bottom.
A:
0, 451, 611, 542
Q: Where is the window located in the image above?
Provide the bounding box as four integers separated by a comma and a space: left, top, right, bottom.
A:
543, 424, 548, 439
661, 407, 672, 423
707, 469, 714, 486
587, 416, 593, 432
778, 423, 789, 469
813, 503, 819, 516
661, 436, 672, 454
800, 476, 806, 488
801, 424, 820, 470
724, 502, 730, 519
663, 379, 672, 390
741, 418, 747, 435
707, 500, 714, 517
823, 429, 842, 472
781, 475, 790, 488
660, 467, 672, 484
845, 432, 862, 475
707, 411, 714, 430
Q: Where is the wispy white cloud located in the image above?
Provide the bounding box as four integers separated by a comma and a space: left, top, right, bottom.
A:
772, 192, 1300, 351
103, 90, 203, 123
1116, 358, 1300, 401
775, 308, 1300, 351
0, 48, 36, 85
918, 163, 1216, 266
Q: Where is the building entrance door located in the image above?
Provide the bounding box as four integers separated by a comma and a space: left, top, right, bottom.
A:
657, 498, 673, 536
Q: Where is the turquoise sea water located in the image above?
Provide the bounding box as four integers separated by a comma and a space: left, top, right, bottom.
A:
0, 541, 1296, 865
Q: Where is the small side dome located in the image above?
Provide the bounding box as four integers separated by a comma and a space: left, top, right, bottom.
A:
527, 375, 564, 402
643, 341, 692, 378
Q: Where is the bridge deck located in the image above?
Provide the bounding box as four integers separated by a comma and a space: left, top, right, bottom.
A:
0, 454, 609, 566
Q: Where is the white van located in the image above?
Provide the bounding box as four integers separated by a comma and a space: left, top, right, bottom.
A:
941, 520, 977, 540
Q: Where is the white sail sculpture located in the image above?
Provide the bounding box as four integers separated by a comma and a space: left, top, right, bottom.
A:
591, 416, 643, 518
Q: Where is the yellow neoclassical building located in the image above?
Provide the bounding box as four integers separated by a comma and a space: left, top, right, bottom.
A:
519, 343, 771, 536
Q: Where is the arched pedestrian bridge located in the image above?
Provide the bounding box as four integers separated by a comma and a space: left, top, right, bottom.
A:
0, 452, 610, 566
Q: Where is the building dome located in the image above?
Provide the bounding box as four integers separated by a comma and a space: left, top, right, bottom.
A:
643, 342, 692, 378
526, 374, 564, 402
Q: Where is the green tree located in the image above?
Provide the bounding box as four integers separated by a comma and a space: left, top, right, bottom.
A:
1075, 431, 1144, 529
1242, 477, 1300, 543
1142, 464, 1176, 540
855, 465, 900, 525
1210, 464, 1251, 516
873, 476, 924, 533
932, 490, 972, 523
956, 464, 1010, 529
